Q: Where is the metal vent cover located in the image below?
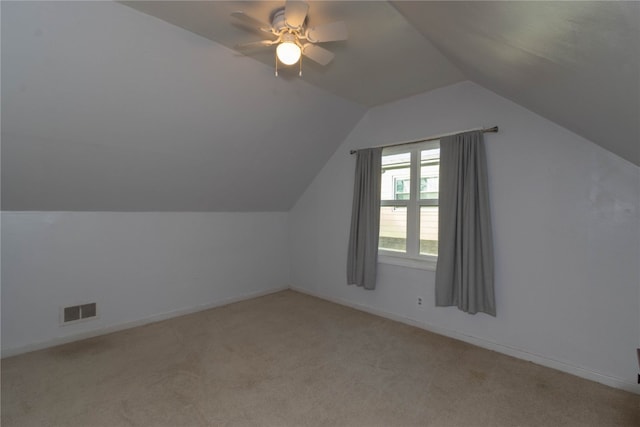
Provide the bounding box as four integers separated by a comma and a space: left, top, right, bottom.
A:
63, 306, 81, 323
61, 302, 97, 325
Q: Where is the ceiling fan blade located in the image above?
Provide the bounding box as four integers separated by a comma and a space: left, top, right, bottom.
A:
231, 11, 273, 33
302, 43, 334, 66
306, 21, 348, 43
284, 0, 308, 29
235, 40, 276, 50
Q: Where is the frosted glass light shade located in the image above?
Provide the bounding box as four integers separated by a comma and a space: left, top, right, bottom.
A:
277, 42, 301, 65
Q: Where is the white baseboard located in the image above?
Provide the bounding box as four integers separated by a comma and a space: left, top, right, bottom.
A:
291, 286, 640, 395
1, 286, 288, 358
5, 284, 638, 395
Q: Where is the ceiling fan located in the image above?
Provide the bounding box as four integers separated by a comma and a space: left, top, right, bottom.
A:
231, 0, 348, 76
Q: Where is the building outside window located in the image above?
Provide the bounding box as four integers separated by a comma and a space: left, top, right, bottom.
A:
379, 141, 439, 261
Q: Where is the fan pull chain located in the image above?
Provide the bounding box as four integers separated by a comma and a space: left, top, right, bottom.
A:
275, 54, 278, 77
299, 56, 303, 77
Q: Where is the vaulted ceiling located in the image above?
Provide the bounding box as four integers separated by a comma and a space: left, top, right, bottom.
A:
1, 1, 366, 211
2, 1, 638, 211
393, 1, 640, 167
120, 1, 467, 106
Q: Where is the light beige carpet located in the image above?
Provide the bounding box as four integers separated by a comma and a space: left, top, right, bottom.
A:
2, 290, 638, 426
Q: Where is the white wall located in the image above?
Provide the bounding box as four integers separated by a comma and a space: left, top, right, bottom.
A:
2, 1, 365, 211
1, 212, 289, 356
289, 81, 640, 392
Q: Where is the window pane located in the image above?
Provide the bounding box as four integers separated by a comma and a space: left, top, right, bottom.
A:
420, 149, 439, 200
379, 206, 407, 252
419, 206, 438, 256
381, 152, 411, 200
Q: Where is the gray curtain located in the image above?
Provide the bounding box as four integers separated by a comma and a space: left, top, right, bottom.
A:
435, 131, 495, 316
347, 147, 382, 290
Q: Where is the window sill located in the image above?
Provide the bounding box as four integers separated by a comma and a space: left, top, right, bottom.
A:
378, 254, 437, 271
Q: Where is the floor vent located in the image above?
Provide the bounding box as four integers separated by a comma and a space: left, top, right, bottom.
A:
61, 303, 97, 324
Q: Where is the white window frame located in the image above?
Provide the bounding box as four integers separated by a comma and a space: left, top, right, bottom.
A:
378, 140, 439, 271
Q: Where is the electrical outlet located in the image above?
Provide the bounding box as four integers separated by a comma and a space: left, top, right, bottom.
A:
417, 297, 423, 306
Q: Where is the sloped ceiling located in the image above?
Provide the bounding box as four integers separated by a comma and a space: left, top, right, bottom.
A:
392, 1, 640, 166
1, 1, 366, 211
2, 1, 638, 212
123, 1, 639, 166
121, 1, 466, 107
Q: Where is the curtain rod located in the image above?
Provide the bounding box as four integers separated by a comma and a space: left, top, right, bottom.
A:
349, 126, 499, 155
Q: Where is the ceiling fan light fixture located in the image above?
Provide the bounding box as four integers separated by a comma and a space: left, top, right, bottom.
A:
232, 1, 347, 72
276, 41, 301, 65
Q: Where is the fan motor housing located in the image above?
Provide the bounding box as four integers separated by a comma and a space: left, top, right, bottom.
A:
271, 8, 305, 32
271, 9, 287, 31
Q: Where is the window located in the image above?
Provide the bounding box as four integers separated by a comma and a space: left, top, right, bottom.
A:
379, 141, 440, 264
